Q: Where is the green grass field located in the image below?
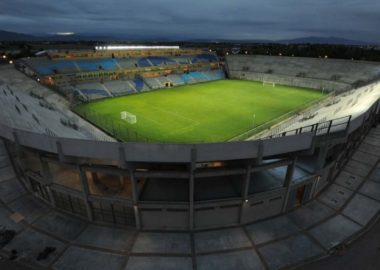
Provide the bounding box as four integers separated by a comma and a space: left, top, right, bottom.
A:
76, 80, 325, 143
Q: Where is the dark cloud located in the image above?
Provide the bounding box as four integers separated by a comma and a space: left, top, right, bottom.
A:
0, 0, 379, 42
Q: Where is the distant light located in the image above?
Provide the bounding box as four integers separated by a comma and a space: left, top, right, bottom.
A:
244, 199, 249, 203
209, 49, 212, 52
8, 60, 13, 64
56, 32, 75, 36
325, 55, 328, 58
37, 78, 40, 82
245, 51, 248, 54
2, 55, 6, 59
279, 53, 282, 56
95, 45, 180, 51
226, 52, 229, 55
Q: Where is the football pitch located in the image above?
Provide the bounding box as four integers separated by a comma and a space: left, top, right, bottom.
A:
76, 80, 325, 143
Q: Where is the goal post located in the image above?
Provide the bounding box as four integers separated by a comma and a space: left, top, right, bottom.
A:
262, 81, 276, 87
120, 111, 137, 124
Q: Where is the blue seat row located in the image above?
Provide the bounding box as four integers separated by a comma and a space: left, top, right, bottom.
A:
30, 54, 219, 75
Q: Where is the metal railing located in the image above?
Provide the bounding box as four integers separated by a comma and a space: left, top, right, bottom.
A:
264, 115, 352, 139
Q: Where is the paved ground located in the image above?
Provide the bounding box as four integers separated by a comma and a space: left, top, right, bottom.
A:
0, 125, 379, 270
296, 214, 380, 270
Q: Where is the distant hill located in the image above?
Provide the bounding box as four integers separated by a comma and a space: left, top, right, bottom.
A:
0, 30, 39, 41
0, 29, 155, 42
277, 36, 375, 45
0, 30, 376, 45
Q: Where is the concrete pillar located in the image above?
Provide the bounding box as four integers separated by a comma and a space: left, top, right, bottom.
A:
284, 157, 297, 188
79, 166, 93, 221
282, 157, 297, 212
240, 142, 263, 224
316, 146, 329, 170
130, 169, 141, 229
118, 175, 125, 187
239, 164, 251, 224
189, 169, 195, 230
91, 172, 99, 183
189, 148, 196, 230
40, 158, 55, 206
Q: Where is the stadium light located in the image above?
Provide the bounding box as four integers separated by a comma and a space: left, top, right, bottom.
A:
95, 45, 180, 51
2, 55, 6, 59
8, 60, 13, 64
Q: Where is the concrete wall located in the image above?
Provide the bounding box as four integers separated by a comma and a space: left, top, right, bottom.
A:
0, 122, 315, 162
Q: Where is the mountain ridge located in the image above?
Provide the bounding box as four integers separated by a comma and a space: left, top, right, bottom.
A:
0, 30, 377, 45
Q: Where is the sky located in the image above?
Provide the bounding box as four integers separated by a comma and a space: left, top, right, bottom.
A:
0, 0, 379, 42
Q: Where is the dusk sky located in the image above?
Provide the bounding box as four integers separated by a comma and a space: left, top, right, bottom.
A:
0, 0, 379, 42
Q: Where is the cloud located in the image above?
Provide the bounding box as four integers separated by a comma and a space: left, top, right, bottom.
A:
0, 0, 378, 42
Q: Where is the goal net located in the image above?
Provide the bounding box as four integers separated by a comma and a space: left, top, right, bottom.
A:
121, 111, 137, 124
262, 81, 276, 87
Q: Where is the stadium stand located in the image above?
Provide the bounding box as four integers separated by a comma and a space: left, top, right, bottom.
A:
147, 56, 177, 66
137, 57, 152, 68
103, 80, 136, 96
17, 49, 224, 100
143, 77, 164, 89
75, 82, 112, 100
166, 74, 186, 86
251, 81, 380, 140
192, 53, 218, 63
204, 69, 225, 80
181, 73, 197, 84
23, 58, 79, 75
0, 65, 115, 142
117, 58, 138, 69
227, 55, 380, 91
21, 54, 220, 76
75, 58, 119, 72
189, 71, 211, 82
132, 78, 149, 92
174, 56, 192, 64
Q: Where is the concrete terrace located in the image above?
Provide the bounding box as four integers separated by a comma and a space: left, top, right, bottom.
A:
0, 126, 379, 270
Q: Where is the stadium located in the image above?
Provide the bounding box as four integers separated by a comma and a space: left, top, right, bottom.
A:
1, 45, 380, 269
